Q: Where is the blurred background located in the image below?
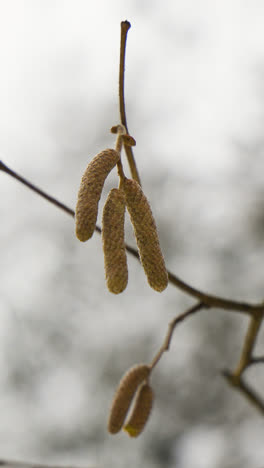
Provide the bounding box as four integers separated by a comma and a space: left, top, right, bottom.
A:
0, 1, 264, 467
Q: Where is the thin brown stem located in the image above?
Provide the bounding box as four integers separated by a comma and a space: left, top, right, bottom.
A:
249, 356, 264, 366
168, 270, 264, 315
119, 21, 130, 132
0, 160, 74, 218
0, 460, 95, 468
223, 370, 264, 414
2, 160, 264, 316
114, 124, 126, 182
233, 314, 264, 379
150, 302, 206, 370
222, 313, 264, 413
119, 21, 141, 185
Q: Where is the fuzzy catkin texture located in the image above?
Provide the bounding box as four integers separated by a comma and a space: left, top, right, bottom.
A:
102, 188, 128, 294
123, 178, 168, 292
124, 383, 154, 437
108, 364, 150, 434
75, 149, 120, 241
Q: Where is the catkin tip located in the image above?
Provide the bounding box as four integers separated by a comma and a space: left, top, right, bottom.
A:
123, 383, 154, 438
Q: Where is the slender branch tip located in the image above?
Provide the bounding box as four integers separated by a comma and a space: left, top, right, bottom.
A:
121, 20, 131, 31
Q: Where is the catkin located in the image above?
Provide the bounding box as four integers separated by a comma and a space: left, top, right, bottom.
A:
122, 178, 168, 292
102, 188, 128, 294
75, 149, 120, 241
124, 383, 154, 437
108, 364, 150, 434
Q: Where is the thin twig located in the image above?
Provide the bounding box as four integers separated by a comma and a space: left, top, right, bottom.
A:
223, 370, 264, 414
114, 124, 126, 181
119, 21, 141, 185
119, 21, 130, 133
0, 460, 96, 468
249, 356, 264, 366
168, 270, 264, 316
233, 314, 264, 378
222, 313, 264, 413
2, 160, 264, 316
0, 160, 75, 218
150, 302, 206, 370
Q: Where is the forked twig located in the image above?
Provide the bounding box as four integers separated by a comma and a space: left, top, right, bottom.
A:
223, 370, 264, 414
232, 314, 264, 378
221, 313, 264, 413
150, 302, 206, 370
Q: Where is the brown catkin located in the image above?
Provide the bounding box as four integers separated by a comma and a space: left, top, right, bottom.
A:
75, 149, 120, 241
102, 188, 128, 294
108, 364, 150, 434
123, 383, 154, 437
122, 178, 168, 292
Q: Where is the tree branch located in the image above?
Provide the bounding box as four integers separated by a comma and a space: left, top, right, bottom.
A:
0, 160, 74, 218
150, 301, 206, 370
119, 21, 141, 185
2, 159, 264, 317
223, 370, 264, 415
222, 313, 264, 413
0, 460, 95, 468
233, 314, 264, 378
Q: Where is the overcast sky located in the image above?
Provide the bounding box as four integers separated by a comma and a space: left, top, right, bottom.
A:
1, 1, 264, 177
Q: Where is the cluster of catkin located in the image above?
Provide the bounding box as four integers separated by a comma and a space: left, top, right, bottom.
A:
108, 364, 154, 437
75, 129, 168, 294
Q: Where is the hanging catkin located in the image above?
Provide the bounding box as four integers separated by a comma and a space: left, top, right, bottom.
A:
122, 177, 168, 292
75, 149, 120, 241
124, 382, 154, 437
102, 188, 128, 294
108, 364, 150, 434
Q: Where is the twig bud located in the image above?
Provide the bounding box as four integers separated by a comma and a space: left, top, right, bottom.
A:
124, 383, 154, 437
122, 134, 136, 147
122, 178, 168, 292
102, 188, 128, 294
108, 364, 150, 434
75, 149, 120, 241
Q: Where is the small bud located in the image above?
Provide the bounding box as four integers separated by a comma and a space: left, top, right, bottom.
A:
122, 134, 136, 147
110, 125, 119, 134
124, 383, 154, 437
75, 149, 119, 241
102, 188, 128, 294
108, 364, 150, 434
122, 178, 168, 292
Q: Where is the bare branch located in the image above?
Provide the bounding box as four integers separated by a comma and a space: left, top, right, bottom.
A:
223, 370, 264, 415
233, 314, 264, 378
0, 460, 96, 468
119, 21, 141, 185
249, 356, 264, 366
0, 160, 75, 218
150, 301, 206, 370
221, 314, 264, 413
2, 160, 264, 316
